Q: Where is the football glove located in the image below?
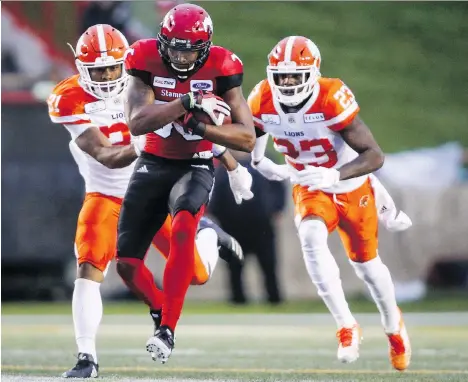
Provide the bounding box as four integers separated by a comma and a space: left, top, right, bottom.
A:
182, 91, 231, 125
228, 164, 254, 205
182, 112, 206, 137
252, 157, 290, 181
292, 166, 340, 191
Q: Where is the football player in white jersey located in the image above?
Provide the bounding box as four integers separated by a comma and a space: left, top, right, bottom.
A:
48, 24, 253, 378
248, 36, 411, 371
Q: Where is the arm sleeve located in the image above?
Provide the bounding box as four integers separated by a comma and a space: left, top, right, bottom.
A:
252, 133, 269, 163
247, 81, 266, 133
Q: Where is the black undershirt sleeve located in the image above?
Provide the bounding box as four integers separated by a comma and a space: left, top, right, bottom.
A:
216, 73, 243, 96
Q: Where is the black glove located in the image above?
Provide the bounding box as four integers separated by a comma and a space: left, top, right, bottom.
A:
181, 91, 204, 111
182, 112, 207, 137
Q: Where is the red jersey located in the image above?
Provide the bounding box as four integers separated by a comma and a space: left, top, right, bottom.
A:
124, 39, 243, 159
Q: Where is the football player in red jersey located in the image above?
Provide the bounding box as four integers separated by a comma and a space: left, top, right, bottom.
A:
49, 23, 253, 378
116, 4, 255, 363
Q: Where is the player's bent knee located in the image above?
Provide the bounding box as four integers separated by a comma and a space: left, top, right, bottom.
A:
116, 257, 143, 281
172, 197, 204, 217
298, 218, 329, 250
349, 256, 385, 283
190, 274, 209, 286
347, 246, 378, 263
77, 262, 105, 282
171, 210, 198, 244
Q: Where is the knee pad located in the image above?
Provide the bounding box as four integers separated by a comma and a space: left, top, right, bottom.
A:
298, 219, 340, 285
349, 256, 386, 283
298, 219, 329, 253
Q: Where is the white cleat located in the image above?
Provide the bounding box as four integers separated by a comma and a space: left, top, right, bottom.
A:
145, 326, 175, 364
336, 324, 362, 363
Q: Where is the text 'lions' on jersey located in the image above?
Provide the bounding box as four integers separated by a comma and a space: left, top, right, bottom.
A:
123, 36, 244, 159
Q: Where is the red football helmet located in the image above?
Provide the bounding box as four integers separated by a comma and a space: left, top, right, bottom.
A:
70, 24, 129, 99
267, 36, 321, 107
157, 4, 213, 78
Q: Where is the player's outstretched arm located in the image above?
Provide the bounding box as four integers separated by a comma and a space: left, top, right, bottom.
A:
124, 75, 187, 136
337, 115, 385, 180
202, 87, 255, 153
216, 148, 254, 204
74, 127, 138, 169
214, 148, 237, 171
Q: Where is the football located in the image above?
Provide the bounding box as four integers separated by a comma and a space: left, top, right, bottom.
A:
190, 94, 232, 126
192, 107, 232, 126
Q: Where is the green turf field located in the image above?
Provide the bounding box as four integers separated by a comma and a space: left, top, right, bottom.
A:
2, 312, 468, 381
3, 291, 468, 315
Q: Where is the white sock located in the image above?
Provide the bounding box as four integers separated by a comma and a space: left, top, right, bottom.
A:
195, 228, 220, 279
350, 257, 400, 333
298, 219, 356, 328
72, 278, 102, 363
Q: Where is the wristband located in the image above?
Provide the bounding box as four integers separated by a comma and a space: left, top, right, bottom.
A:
181, 92, 195, 111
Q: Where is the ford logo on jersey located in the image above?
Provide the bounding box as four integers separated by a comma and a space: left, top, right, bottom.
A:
190, 80, 213, 91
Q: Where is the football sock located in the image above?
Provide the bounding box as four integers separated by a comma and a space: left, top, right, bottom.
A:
162, 210, 198, 331
350, 257, 400, 333
116, 257, 163, 311
192, 227, 219, 285
298, 219, 356, 328
73, 278, 102, 363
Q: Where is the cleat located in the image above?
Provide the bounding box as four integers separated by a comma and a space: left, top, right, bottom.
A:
386, 310, 411, 371
62, 352, 98, 378
146, 325, 175, 364
150, 309, 162, 334
198, 216, 244, 264
336, 324, 362, 363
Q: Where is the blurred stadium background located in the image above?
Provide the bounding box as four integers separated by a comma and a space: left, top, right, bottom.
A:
2, 1, 468, 381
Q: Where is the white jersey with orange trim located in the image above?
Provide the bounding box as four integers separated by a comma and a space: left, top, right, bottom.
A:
48, 75, 134, 198
248, 77, 367, 194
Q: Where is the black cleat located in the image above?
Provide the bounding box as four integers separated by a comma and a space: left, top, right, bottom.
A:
198, 217, 244, 265
146, 325, 175, 364
62, 353, 98, 378
150, 309, 162, 334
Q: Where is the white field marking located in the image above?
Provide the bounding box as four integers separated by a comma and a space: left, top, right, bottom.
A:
3, 365, 468, 375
